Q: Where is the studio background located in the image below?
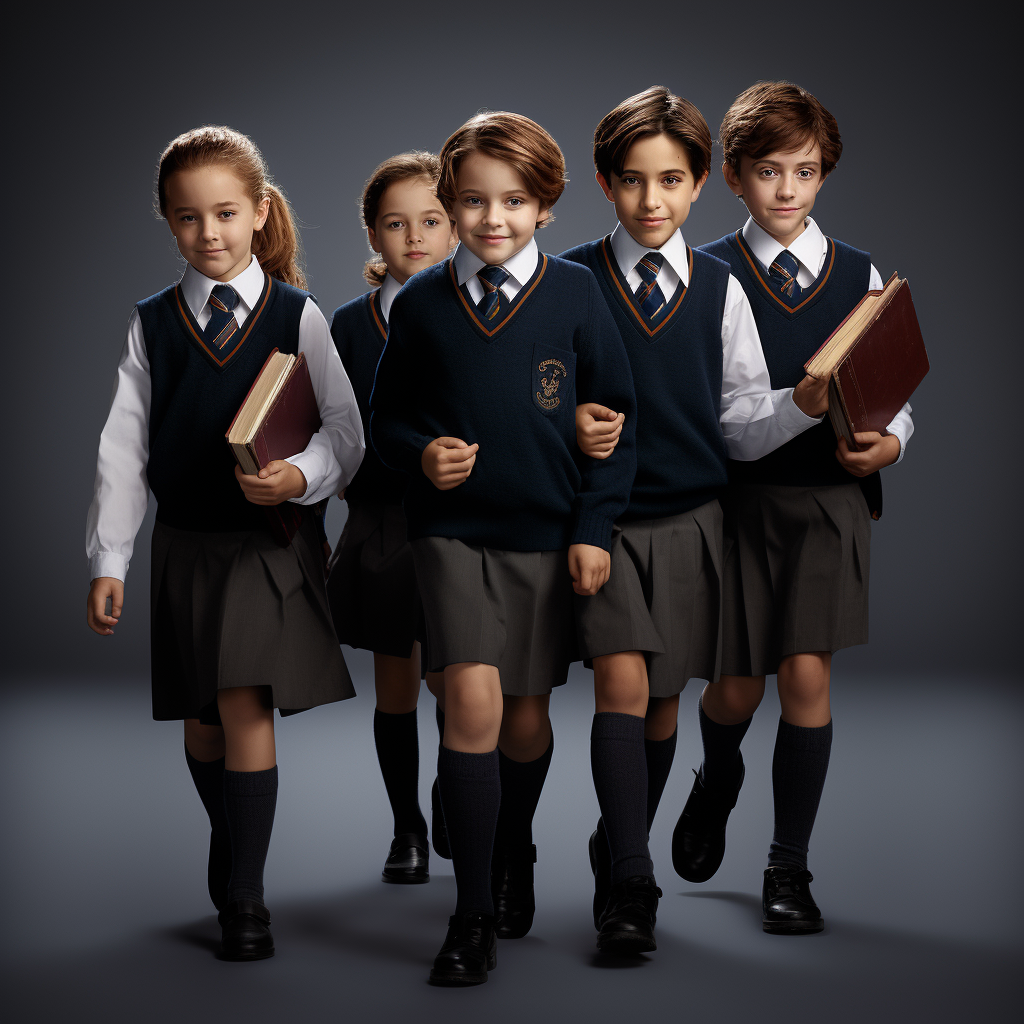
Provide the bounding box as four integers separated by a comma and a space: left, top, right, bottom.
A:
2, 3, 1019, 1022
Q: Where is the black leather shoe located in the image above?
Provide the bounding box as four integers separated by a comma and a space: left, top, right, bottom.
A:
588, 819, 611, 929
218, 899, 274, 961
671, 757, 745, 883
491, 844, 537, 939
431, 779, 451, 860
428, 912, 497, 985
596, 875, 662, 954
382, 833, 429, 884
762, 867, 824, 934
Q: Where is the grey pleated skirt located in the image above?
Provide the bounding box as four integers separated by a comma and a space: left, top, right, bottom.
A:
411, 537, 577, 695
575, 500, 724, 696
721, 482, 871, 677
150, 514, 355, 723
326, 501, 422, 659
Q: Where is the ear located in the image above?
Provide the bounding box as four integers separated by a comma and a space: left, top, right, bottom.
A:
595, 170, 615, 202
253, 195, 271, 231
690, 169, 710, 202
722, 161, 743, 197
536, 207, 552, 229
366, 226, 381, 254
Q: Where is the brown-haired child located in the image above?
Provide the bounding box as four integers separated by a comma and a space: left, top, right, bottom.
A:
565, 85, 829, 952
85, 126, 365, 960
687, 81, 914, 933
370, 111, 637, 984
326, 151, 455, 884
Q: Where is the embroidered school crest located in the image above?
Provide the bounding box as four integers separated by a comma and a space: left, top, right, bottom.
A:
535, 357, 567, 410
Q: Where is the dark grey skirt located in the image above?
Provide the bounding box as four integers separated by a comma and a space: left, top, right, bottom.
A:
326, 501, 422, 659
575, 500, 723, 697
721, 482, 871, 677
150, 513, 355, 723
411, 537, 576, 695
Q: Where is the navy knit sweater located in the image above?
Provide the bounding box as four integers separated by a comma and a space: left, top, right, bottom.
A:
331, 289, 406, 505
561, 236, 731, 521
138, 274, 309, 532
369, 253, 637, 552
700, 230, 871, 488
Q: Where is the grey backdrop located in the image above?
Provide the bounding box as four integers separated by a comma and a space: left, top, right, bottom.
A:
3, 4, 1016, 677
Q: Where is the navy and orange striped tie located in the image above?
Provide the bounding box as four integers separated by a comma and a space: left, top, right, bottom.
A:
477, 264, 510, 321
204, 284, 240, 349
769, 249, 802, 300
634, 252, 666, 319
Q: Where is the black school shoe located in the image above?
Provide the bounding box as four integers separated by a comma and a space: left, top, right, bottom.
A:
218, 899, 275, 961
430, 778, 452, 860
491, 843, 537, 939
762, 867, 824, 934
588, 819, 612, 929
596, 876, 662, 954
671, 757, 745, 883
428, 912, 497, 985
382, 833, 430, 884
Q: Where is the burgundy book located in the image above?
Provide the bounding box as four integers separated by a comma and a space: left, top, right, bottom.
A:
225, 348, 322, 545
805, 274, 928, 451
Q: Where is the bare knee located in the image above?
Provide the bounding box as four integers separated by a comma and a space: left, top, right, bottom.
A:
594, 651, 649, 718
183, 719, 225, 761
777, 653, 831, 726
645, 695, 679, 741
374, 651, 421, 714
702, 675, 765, 724
499, 695, 551, 761
443, 663, 503, 752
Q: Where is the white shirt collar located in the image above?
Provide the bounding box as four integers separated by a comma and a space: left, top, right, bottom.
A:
609, 222, 690, 287
453, 238, 539, 288
378, 273, 402, 324
741, 216, 825, 279
181, 254, 265, 319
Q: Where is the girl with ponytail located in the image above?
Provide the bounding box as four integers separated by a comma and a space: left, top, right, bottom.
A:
326, 152, 455, 884
85, 126, 365, 961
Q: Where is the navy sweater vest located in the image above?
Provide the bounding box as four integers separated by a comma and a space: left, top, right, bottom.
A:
331, 290, 406, 505
560, 237, 730, 520
369, 254, 637, 552
700, 231, 871, 488
138, 275, 310, 532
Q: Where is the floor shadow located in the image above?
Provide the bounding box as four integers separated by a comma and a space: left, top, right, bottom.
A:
158, 917, 221, 955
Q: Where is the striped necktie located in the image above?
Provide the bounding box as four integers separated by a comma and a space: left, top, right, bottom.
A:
477, 264, 510, 321
634, 252, 666, 319
768, 249, 802, 300
204, 284, 240, 348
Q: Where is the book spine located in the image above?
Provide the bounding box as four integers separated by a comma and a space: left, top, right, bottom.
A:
230, 441, 260, 476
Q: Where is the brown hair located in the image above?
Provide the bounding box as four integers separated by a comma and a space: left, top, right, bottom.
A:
156, 125, 306, 288
436, 112, 566, 227
360, 151, 442, 287
594, 85, 713, 184
719, 81, 843, 176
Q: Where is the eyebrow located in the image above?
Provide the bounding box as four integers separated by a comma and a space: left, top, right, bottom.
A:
620, 168, 688, 176
755, 158, 820, 168
456, 188, 528, 197
380, 208, 447, 219
172, 200, 242, 214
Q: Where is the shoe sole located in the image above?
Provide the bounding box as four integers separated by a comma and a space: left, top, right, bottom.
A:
596, 931, 657, 954
217, 946, 276, 962
762, 918, 824, 935
428, 950, 497, 984
381, 873, 430, 884
494, 920, 533, 940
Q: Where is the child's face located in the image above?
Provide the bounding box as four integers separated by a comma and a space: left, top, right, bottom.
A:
164, 165, 269, 282
724, 139, 825, 248
367, 177, 456, 285
597, 133, 706, 250
451, 151, 547, 266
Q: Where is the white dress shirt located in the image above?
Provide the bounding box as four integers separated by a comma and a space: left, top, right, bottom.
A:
379, 272, 402, 324
609, 223, 821, 462
455, 239, 539, 305
741, 216, 914, 459
86, 256, 365, 582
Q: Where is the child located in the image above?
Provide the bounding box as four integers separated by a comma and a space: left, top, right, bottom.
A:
85, 126, 365, 961
684, 81, 914, 933
326, 152, 454, 884
370, 111, 636, 984
564, 85, 828, 951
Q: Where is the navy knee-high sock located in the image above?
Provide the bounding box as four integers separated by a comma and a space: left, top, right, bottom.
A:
495, 736, 553, 851
184, 746, 231, 907
438, 745, 500, 916
644, 730, 677, 833
373, 709, 427, 836
698, 696, 752, 793
769, 718, 832, 870
591, 712, 653, 883
224, 766, 278, 905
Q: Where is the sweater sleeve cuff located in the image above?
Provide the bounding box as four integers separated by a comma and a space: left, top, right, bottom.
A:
90, 552, 128, 583
570, 510, 616, 551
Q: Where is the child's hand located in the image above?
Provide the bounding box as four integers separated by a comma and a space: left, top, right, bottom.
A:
836, 433, 901, 476
793, 373, 830, 418
87, 577, 123, 635
235, 461, 308, 505
576, 403, 625, 460
569, 543, 611, 596
421, 437, 479, 490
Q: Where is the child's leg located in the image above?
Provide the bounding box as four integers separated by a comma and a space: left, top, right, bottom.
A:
183, 719, 230, 910
770, 653, 832, 870
424, 666, 450, 860
644, 695, 679, 833
373, 651, 428, 838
